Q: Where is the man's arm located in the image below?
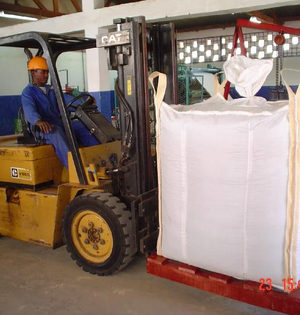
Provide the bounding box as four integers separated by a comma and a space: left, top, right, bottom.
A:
21, 86, 41, 125
21, 86, 53, 133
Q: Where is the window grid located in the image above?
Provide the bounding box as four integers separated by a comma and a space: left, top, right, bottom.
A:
178, 31, 300, 65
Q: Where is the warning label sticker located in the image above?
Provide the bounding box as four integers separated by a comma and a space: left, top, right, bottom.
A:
11, 167, 31, 181
127, 76, 132, 96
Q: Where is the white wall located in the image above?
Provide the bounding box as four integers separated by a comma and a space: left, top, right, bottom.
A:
57, 51, 87, 92
0, 48, 88, 96
0, 47, 124, 96
109, 70, 118, 90
0, 47, 29, 95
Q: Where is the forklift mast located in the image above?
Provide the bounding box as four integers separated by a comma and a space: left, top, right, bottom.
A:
97, 16, 178, 198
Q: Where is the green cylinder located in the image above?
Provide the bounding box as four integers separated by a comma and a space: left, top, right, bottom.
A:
14, 118, 22, 134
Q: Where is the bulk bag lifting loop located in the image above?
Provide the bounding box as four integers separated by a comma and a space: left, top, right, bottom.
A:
281, 69, 300, 284
224, 26, 247, 99
149, 71, 167, 254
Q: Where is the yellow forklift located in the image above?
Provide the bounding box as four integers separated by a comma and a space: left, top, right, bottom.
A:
0, 16, 177, 275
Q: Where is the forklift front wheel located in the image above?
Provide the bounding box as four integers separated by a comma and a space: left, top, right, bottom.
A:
62, 191, 135, 275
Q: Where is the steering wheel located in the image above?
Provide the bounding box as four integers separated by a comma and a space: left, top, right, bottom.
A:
66, 92, 95, 109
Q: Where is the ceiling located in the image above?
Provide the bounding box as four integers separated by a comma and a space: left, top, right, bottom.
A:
0, 0, 81, 18
174, 6, 300, 32
0, 1, 300, 32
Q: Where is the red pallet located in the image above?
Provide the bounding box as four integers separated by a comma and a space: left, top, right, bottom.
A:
147, 254, 300, 315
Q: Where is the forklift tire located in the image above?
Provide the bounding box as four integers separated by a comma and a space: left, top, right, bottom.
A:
62, 191, 136, 276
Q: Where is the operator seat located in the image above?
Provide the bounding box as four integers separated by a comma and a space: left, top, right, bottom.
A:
17, 107, 46, 145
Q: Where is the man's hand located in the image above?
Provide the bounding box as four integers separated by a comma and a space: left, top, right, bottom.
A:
36, 120, 54, 133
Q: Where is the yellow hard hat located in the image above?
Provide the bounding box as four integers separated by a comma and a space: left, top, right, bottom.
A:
27, 56, 48, 70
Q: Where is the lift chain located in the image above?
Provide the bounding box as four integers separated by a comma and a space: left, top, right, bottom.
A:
276, 43, 283, 88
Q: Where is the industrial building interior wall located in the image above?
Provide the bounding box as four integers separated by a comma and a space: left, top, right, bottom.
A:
0, 48, 87, 96
0, 0, 299, 95
56, 52, 87, 93
0, 0, 299, 135
0, 47, 29, 96
177, 19, 300, 92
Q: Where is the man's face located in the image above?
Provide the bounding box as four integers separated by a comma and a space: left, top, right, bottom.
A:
32, 69, 49, 87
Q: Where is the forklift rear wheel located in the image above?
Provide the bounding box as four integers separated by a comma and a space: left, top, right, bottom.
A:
62, 191, 135, 275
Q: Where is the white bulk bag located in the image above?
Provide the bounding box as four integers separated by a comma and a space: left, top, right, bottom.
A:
149, 66, 300, 291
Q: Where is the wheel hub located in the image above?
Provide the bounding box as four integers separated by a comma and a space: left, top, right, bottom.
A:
88, 227, 101, 243
71, 210, 113, 263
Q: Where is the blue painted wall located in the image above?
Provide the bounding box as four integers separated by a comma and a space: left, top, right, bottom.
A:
0, 90, 115, 136
0, 95, 22, 135
230, 85, 298, 100
90, 90, 115, 121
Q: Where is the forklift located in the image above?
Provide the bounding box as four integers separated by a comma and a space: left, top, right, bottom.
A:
0, 16, 177, 275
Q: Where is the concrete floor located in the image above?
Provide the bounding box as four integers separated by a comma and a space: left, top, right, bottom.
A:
0, 237, 284, 315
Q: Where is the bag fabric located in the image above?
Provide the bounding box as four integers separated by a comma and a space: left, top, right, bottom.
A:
223, 55, 273, 97
149, 65, 300, 291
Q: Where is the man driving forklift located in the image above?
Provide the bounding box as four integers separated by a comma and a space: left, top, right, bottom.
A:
22, 56, 99, 168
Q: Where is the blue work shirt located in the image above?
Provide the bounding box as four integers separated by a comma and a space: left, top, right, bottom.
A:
21, 84, 63, 127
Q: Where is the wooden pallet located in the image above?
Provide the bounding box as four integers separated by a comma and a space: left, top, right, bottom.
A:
147, 254, 300, 315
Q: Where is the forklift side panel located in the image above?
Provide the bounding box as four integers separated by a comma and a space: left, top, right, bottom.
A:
68, 141, 122, 185
0, 135, 65, 188
0, 188, 58, 247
